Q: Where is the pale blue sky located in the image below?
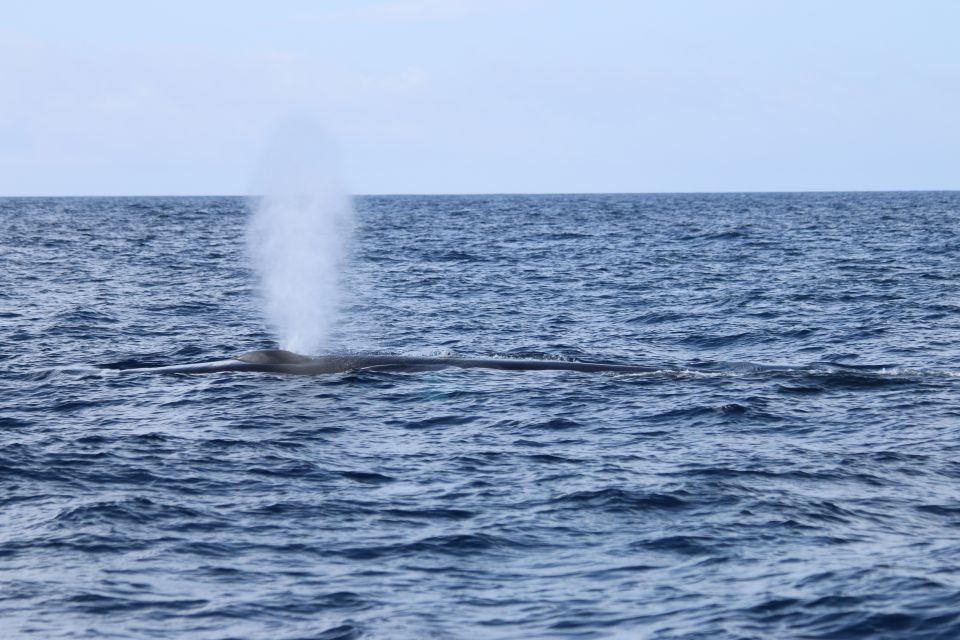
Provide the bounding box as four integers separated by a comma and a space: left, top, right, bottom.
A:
1, 0, 957, 195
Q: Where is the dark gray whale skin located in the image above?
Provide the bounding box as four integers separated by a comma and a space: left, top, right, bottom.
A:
119, 349, 660, 376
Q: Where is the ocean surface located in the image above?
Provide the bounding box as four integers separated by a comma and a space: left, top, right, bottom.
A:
2, 192, 960, 639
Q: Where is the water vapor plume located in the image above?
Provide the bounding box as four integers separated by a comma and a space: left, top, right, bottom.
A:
247, 119, 354, 355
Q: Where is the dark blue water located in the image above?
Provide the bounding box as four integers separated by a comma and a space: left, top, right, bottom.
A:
3, 192, 960, 639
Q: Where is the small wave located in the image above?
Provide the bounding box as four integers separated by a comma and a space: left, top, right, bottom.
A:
549, 488, 689, 513
680, 332, 755, 348
382, 507, 475, 521
528, 417, 582, 431
339, 471, 395, 484
398, 414, 477, 429
64, 593, 208, 615
429, 250, 485, 262
630, 535, 719, 556
339, 533, 532, 561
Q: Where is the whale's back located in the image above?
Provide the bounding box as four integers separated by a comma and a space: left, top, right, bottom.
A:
118, 350, 659, 375
236, 349, 313, 365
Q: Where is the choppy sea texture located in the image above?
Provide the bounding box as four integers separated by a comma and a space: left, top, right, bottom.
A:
2, 192, 960, 639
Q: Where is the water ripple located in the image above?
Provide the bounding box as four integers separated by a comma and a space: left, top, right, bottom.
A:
2, 193, 960, 638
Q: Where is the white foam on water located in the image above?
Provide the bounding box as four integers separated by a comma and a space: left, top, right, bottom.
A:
247, 119, 355, 355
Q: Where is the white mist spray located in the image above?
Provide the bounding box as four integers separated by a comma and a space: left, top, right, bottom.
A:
247, 120, 354, 355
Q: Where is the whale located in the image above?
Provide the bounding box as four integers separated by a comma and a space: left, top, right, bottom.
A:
116, 349, 661, 376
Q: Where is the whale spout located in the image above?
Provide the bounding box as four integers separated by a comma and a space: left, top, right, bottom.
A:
236, 349, 313, 365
